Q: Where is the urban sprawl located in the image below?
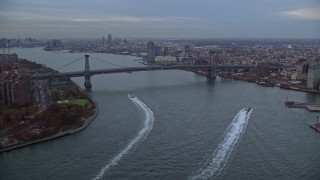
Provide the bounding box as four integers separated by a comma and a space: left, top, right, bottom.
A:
0, 36, 319, 151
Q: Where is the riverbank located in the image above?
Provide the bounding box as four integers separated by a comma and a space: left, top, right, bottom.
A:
280, 84, 320, 94
0, 100, 99, 153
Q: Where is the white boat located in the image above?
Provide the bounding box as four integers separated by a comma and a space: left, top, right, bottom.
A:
129, 92, 135, 98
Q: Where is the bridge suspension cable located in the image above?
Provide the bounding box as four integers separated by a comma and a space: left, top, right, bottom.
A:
54, 56, 84, 72
90, 56, 127, 68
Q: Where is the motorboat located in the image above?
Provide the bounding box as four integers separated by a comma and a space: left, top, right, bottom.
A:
245, 106, 251, 112
129, 92, 135, 98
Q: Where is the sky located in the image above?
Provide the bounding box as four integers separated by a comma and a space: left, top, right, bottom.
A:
0, 0, 320, 39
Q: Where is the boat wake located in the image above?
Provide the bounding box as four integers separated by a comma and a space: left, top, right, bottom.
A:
190, 108, 252, 180
93, 95, 154, 180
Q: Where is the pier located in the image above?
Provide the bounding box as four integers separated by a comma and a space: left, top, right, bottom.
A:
285, 101, 320, 112
310, 116, 320, 133
309, 124, 320, 132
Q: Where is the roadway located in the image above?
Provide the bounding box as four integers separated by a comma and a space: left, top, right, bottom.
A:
32, 64, 255, 79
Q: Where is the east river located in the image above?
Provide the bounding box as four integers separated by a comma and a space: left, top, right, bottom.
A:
1, 47, 320, 180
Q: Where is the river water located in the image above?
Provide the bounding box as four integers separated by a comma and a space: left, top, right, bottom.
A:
1, 47, 320, 180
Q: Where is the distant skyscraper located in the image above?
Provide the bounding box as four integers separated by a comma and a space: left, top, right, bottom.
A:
46, 40, 62, 49
102, 36, 106, 47
155, 46, 163, 56
147, 41, 155, 63
184, 44, 191, 53
307, 64, 320, 89
303, 63, 309, 75
164, 47, 169, 56
108, 34, 112, 46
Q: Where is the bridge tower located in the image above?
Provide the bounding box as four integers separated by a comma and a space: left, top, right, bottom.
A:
207, 51, 216, 80
84, 54, 92, 89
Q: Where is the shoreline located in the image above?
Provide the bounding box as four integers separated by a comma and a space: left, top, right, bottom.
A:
43, 47, 143, 59
0, 82, 99, 153
19, 47, 320, 95
0, 101, 99, 153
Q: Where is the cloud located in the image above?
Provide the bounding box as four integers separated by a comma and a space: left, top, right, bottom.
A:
67, 16, 201, 23
282, 7, 320, 20
0, 11, 201, 24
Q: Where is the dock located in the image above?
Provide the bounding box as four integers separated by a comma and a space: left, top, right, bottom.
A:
285, 101, 320, 112
285, 101, 308, 108
306, 105, 320, 112
309, 124, 320, 133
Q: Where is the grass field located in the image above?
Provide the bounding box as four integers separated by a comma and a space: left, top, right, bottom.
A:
57, 99, 93, 109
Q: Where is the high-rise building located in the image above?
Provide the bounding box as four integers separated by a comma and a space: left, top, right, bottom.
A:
184, 44, 191, 53
307, 64, 320, 89
102, 36, 106, 47
147, 41, 155, 63
108, 34, 112, 46
164, 47, 169, 56
302, 63, 309, 75
0, 74, 32, 106
155, 46, 163, 56
46, 40, 62, 50
0, 78, 5, 107
0, 38, 7, 48
0, 54, 32, 106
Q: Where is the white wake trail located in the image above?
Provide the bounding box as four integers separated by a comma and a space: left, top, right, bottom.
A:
191, 108, 252, 180
93, 96, 154, 180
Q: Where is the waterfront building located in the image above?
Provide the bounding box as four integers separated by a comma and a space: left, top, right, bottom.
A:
307, 63, 320, 89
256, 63, 270, 77
155, 46, 163, 56
46, 40, 62, 50
147, 41, 155, 63
155, 56, 177, 65
303, 63, 309, 75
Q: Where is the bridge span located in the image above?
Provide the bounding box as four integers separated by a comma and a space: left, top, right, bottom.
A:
32, 64, 253, 79
31, 54, 281, 89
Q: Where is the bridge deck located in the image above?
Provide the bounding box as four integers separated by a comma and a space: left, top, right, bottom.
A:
32, 64, 270, 79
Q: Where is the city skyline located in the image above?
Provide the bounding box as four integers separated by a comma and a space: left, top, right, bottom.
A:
0, 0, 320, 38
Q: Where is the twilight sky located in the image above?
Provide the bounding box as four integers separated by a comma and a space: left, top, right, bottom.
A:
0, 0, 320, 38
